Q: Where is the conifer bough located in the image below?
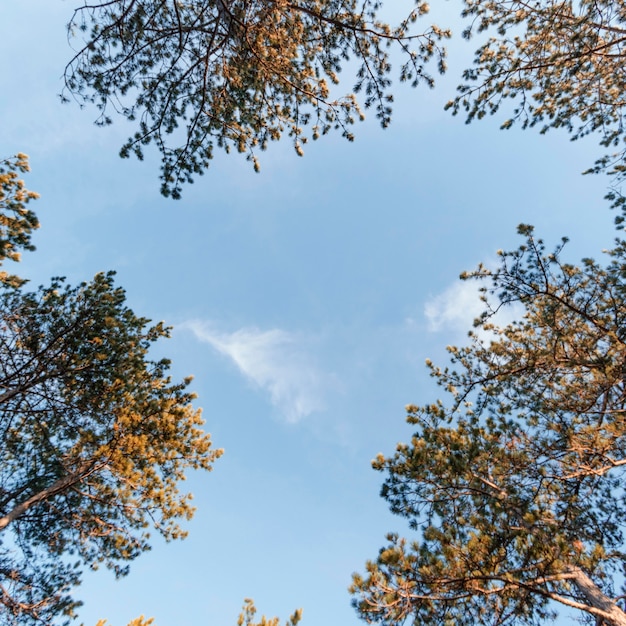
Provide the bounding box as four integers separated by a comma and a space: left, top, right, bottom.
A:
0, 158, 222, 624
351, 226, 626, 625
65, 0, 626, 203
446, 0, 626, 213
64, 0, 449, 198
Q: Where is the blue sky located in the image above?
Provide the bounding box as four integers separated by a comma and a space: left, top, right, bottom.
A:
1, 2, 619, 625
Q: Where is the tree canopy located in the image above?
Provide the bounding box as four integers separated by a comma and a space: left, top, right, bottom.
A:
63, 0, 626, 201
64, 0, 448, 198
351, 226, 626, 625
0, 159, 222, 624
445, 0, 626, 214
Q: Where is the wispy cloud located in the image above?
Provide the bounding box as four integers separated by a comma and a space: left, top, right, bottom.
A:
424, 277, 523, 337
424, 279, 485, 333
183, 321, 329, 423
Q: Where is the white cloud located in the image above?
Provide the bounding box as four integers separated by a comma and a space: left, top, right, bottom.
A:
424, 279, 485, 333
183, 321, 329, 423
424, 278, 524, 337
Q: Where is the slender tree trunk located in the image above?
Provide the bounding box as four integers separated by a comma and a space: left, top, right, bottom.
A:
569, 566, 626, 626
0, 462, 102, 531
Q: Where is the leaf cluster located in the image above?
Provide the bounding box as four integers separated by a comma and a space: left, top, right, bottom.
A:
96, 598, 302, 626
0, 155, 40, 287
237, 598, 302, 626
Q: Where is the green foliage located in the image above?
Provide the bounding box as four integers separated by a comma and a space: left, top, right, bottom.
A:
444, 0, 626, 215
0, 154, 39, 287
61, 0, 626, 204
351, 226, 626, 625
0, 172, 222, 624
63, 0, 449, 197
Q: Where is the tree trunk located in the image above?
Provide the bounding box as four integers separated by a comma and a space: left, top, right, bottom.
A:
0, 461, 102, 531
569, 566, 626, 626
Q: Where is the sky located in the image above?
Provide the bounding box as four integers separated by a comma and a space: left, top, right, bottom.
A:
0, 2, 620, 625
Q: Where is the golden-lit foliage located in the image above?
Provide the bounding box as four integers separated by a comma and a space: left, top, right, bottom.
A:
352, 226, 626, 625
62, 0, 626, 202
96, 618, 154, 626
96, 599, 301, 626
0, 154, 39, 287
237, 598, 302, 626
0, 271, 222, 624
446, 0, 626, 212
64, 0, 449, 197
0, 167, 222, 624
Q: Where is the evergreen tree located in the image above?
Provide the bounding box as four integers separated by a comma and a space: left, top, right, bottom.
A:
64, 0, 626, 200
446, 0, 626, 215
64, 0, 449, 197
352, 226, 626, 626
0, 158, 222, 624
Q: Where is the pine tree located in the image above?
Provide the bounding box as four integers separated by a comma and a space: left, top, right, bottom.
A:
64, 0, 448, 197
63, 0, 626, 203
352, 226, 626, 626
0, 158, 222, 624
